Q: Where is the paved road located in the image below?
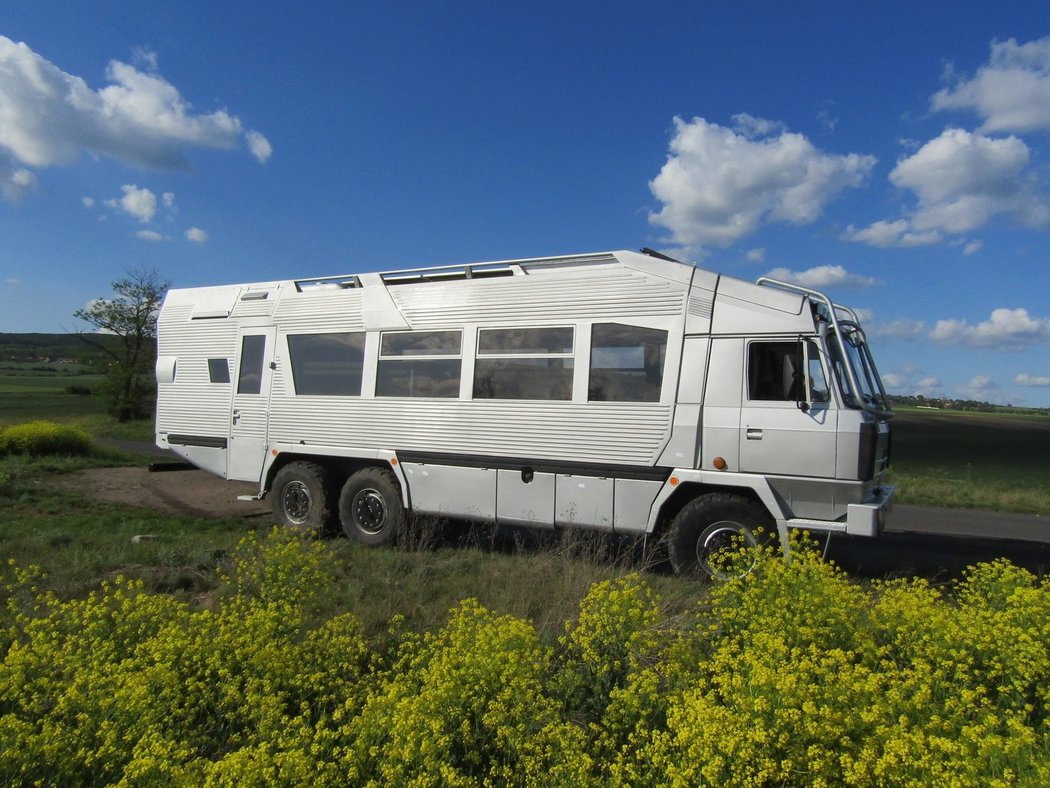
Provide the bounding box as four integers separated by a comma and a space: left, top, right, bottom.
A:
889, 504, 1048, 543
824, 504, 1050, 577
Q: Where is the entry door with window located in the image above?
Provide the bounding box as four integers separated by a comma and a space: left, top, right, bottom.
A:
228, 328, 275, 481
738, 339, 837, 478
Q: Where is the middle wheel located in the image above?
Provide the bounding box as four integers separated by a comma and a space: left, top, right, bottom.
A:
339, 467, 406, 546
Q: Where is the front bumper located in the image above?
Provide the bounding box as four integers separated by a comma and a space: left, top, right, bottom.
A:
845, 484, 895, 537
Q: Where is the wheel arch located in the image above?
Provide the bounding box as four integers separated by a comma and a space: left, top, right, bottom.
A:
652, 481, 771, 540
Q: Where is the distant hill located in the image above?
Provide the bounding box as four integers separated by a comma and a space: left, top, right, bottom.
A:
0, 332, 122, 364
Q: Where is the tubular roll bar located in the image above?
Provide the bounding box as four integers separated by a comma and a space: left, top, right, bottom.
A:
756, 277, 893, 418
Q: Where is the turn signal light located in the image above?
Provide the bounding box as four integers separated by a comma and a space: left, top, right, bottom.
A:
712, 457, 728, 470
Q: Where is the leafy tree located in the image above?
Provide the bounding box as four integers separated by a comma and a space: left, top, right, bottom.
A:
74, 268, 170, 421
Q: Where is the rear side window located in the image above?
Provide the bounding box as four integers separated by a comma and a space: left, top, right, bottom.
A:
288, 332, 366, 396
376, 330, 462, 398
474, 327, 574, 400
588, 323, 667, 402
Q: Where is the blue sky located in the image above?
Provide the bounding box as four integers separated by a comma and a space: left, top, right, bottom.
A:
3, 2, 1050, 406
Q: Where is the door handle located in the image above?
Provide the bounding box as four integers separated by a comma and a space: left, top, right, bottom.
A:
232, 409, 241, 425
746, 428, 763, 440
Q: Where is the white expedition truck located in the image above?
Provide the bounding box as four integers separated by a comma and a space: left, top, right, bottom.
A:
155, 248, 893, 576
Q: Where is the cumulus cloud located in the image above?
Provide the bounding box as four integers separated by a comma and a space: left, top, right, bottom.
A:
841, 219, 941, 248
136, 229, 167, 241
1015, 373, 1050, 386
185, 227, 209, 243
0, 35, 271, 178
930, 307, 1050, 350
763, 264, 876, 289
105, 184, 157, 222
844, 129, 1050, 247
871, 318, 928, 340
745, 248, 765, 263
962, 239, 983, 256
1, 166, 36, 203
648, 116, 875, 252
932, 36, 1050, 133
959, 375, 1003, 401
246, 130, 272, 163
82, 196, 95, 208
879, 366, 942, 396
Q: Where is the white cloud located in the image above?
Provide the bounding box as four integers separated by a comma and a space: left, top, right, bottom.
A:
930, 307, 1050, 350
844, 128, 1050, 247
763, 264, 876, 289
891, 129, 1048, 234
880, 366, 942, 395
82, 196, 95, 208
4, 277, 22, 285
871, 318, 927, 340
932, 36, 1050, 133
745, 248, 765, 263
731, 113, 787, 139
648, 116, 875, 252
246, 130, 272, 163
106, 184, 157, 222
1, 166, 36, 203
1015, 373, 1050, 387
958, 374, 1003, 401
962, 239, 983, 256
0, 35, 271, 179
916, 376, 942, 390
840, 219, 941, 248
136, 229, 167, 241
185, 227, 209, 243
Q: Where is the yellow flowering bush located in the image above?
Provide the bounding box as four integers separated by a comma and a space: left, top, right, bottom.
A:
339, 597, 590, 785
2, 531, 1048, 785
0, 420, 94, 456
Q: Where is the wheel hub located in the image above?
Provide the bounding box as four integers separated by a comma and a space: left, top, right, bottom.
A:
281, 481, 312, 525
353, 489, 387, 533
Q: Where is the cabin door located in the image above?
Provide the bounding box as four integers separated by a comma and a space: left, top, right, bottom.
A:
228, 327, 276, 482
738, 339, 837, 479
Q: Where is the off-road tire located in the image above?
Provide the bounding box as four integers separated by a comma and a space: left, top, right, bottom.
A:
270, 461, 336, 535
666, 493, 773, 579
339, 467, 405, 547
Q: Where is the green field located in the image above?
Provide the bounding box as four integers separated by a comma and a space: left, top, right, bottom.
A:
890, 408, 1050, 515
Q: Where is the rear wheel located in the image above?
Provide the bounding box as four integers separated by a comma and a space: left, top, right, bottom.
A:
270, 461, 335, 535
667, 493, 773, 579
339, 467, 405, 546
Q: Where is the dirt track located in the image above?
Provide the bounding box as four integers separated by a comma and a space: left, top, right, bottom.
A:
57, 467, 272, 520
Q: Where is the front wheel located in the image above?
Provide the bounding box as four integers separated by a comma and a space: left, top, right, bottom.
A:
666, 493, 773, 579
339, 467, 405, 547
271, 461, 335, 535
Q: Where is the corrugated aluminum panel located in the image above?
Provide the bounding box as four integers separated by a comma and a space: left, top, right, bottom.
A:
273, 289, 366, 332
390, 269, 685, 327
267, 399, 672, 465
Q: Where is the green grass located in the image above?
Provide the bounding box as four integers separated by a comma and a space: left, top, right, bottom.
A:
0, 455, 693, 644
889, 408, 1050, 515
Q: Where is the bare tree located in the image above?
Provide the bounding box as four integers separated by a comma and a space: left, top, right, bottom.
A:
74, 268, 171, 422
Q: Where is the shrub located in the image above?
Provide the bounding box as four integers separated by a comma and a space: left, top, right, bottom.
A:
0, 420, 93, 457
2, 532, 1048, 785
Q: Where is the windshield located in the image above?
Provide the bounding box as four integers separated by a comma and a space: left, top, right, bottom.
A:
827, 326, 891, 413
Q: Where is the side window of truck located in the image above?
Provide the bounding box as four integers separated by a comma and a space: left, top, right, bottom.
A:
747, 341, 829, 403
473, 327, 574, 400
588, 323, 667, 402
376, 330, 462, 398
287, 332, 366, 396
